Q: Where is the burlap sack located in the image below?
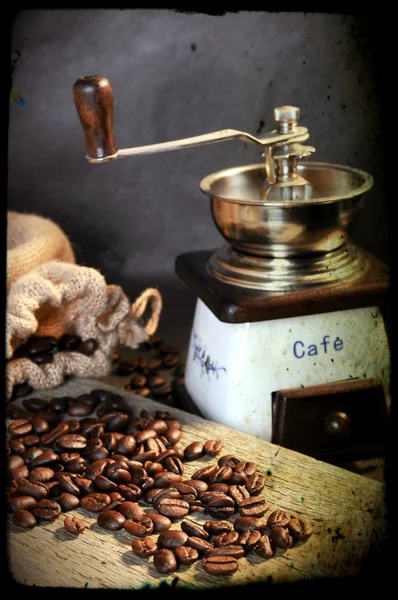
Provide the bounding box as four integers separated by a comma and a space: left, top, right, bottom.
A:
6, 211, 162, 399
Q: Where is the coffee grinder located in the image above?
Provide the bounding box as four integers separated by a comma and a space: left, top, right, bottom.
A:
73, 75, 390, 460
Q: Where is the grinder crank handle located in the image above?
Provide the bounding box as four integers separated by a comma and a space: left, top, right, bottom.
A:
73, 75, 310, 164
73, 75, 118, 162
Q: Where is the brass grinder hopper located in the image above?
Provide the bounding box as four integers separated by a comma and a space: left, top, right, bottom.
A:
73, 75, 374, 291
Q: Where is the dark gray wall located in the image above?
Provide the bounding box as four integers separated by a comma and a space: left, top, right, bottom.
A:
8, 10, 389, 349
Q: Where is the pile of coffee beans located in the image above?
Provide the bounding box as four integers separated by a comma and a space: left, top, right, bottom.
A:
10, 335, 100, 400
7, 388, 313, 578
112, 336, 186, 405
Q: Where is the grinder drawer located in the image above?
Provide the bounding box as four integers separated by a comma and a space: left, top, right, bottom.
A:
271, 378, 389, 461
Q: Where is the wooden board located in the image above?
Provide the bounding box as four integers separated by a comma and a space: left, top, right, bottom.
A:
7, 378, 389, 590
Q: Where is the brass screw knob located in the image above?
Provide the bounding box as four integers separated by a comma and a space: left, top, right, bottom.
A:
325, 411, 352, 439
274, 106, 300, 122
274, 106, 300, 133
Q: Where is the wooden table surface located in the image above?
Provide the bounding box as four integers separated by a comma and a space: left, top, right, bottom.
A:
7, 378, 391, 591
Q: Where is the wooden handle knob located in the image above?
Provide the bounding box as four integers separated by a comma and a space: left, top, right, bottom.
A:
73, 75, 117, 162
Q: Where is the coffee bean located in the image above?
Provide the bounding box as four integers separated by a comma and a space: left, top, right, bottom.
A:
203, 555, 239, 576
67, 403, 93, 417
254, 533, 274, 558
117, 501, 145, 520
153, 548, 178, 574
28, 467, 54, 484
84, 459, 108, 481
64, 516, 86, 535
187, 501, 207, 514
173, 482, 197, 502
9, 439, 26, 455
158, 529, 188, 549
228, 471, 247, 486
95, 475, 118, 493
183, 441, 204, 461
8, 419, 33, 438
9, 464, 30, 481
270, 526, 294, 549
208, 483, 229, 494
114, 435, 137, 457
101, 411, 130, 432
147, 358, 163, 371
123, 515, 154, 537
30, 417, 51, 436
133, 388, 152, 398
186, 536, 214, 554
218, 455, 242, 469
146, 512, 172, 533
147, 419, 169, 436
97, 510, 126, 530
49, 397, 69, 413
180, 520, 208, 540
162, 355, 180, 369
25, 337, 57, 355
130, 374, 147, 388
104, 464, 131, 485
209, 466, 233, 484
238, 496, 269, 518
237, 461, 257, 477
192, 465, 218, 482
228, 484, 250, 505
206, 544, 245, 559
31, 352, 53, 365
203, 520, 232, 536
58, 334, 82, 351
22, 398, 49, 412
12, 509, 37, 529
118, 484, 142, 502
163, 457, 184, 476
40, 423, 70, 446
63, 455, 86, 475
17, 478, 48, 501
183, 479, 208, 494
246, 474, 265, 496
131, 538, 158, 558
151, 385, 172, 399
156, 498, 190, 519
30, 450, 59, 468
77, 339, 98, 356
11, 383, 34, 399
203, 440, 223, 457
207, 495, 235, 518
90, 389, 114, 404
56, 434, 87, 451
213, 531, 240, 547
8, 455, 25, 470
238, 529, 262, 551
31, 499, 61, 521
109, 492, 124, 503
165, 429, 183, 446
80, 492, 111, 513
154, 472, 182, 488
147, 375, 166, 389
233, 517, 266, 533
287, 518, 313, 542
19, 434, 40, 449
58, 474, 81, 496
152, 488, 181, 508
57, 493, 80, 512
267, 510, 291, 529
175, 545, 199, 565
9, 496, 37, 513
